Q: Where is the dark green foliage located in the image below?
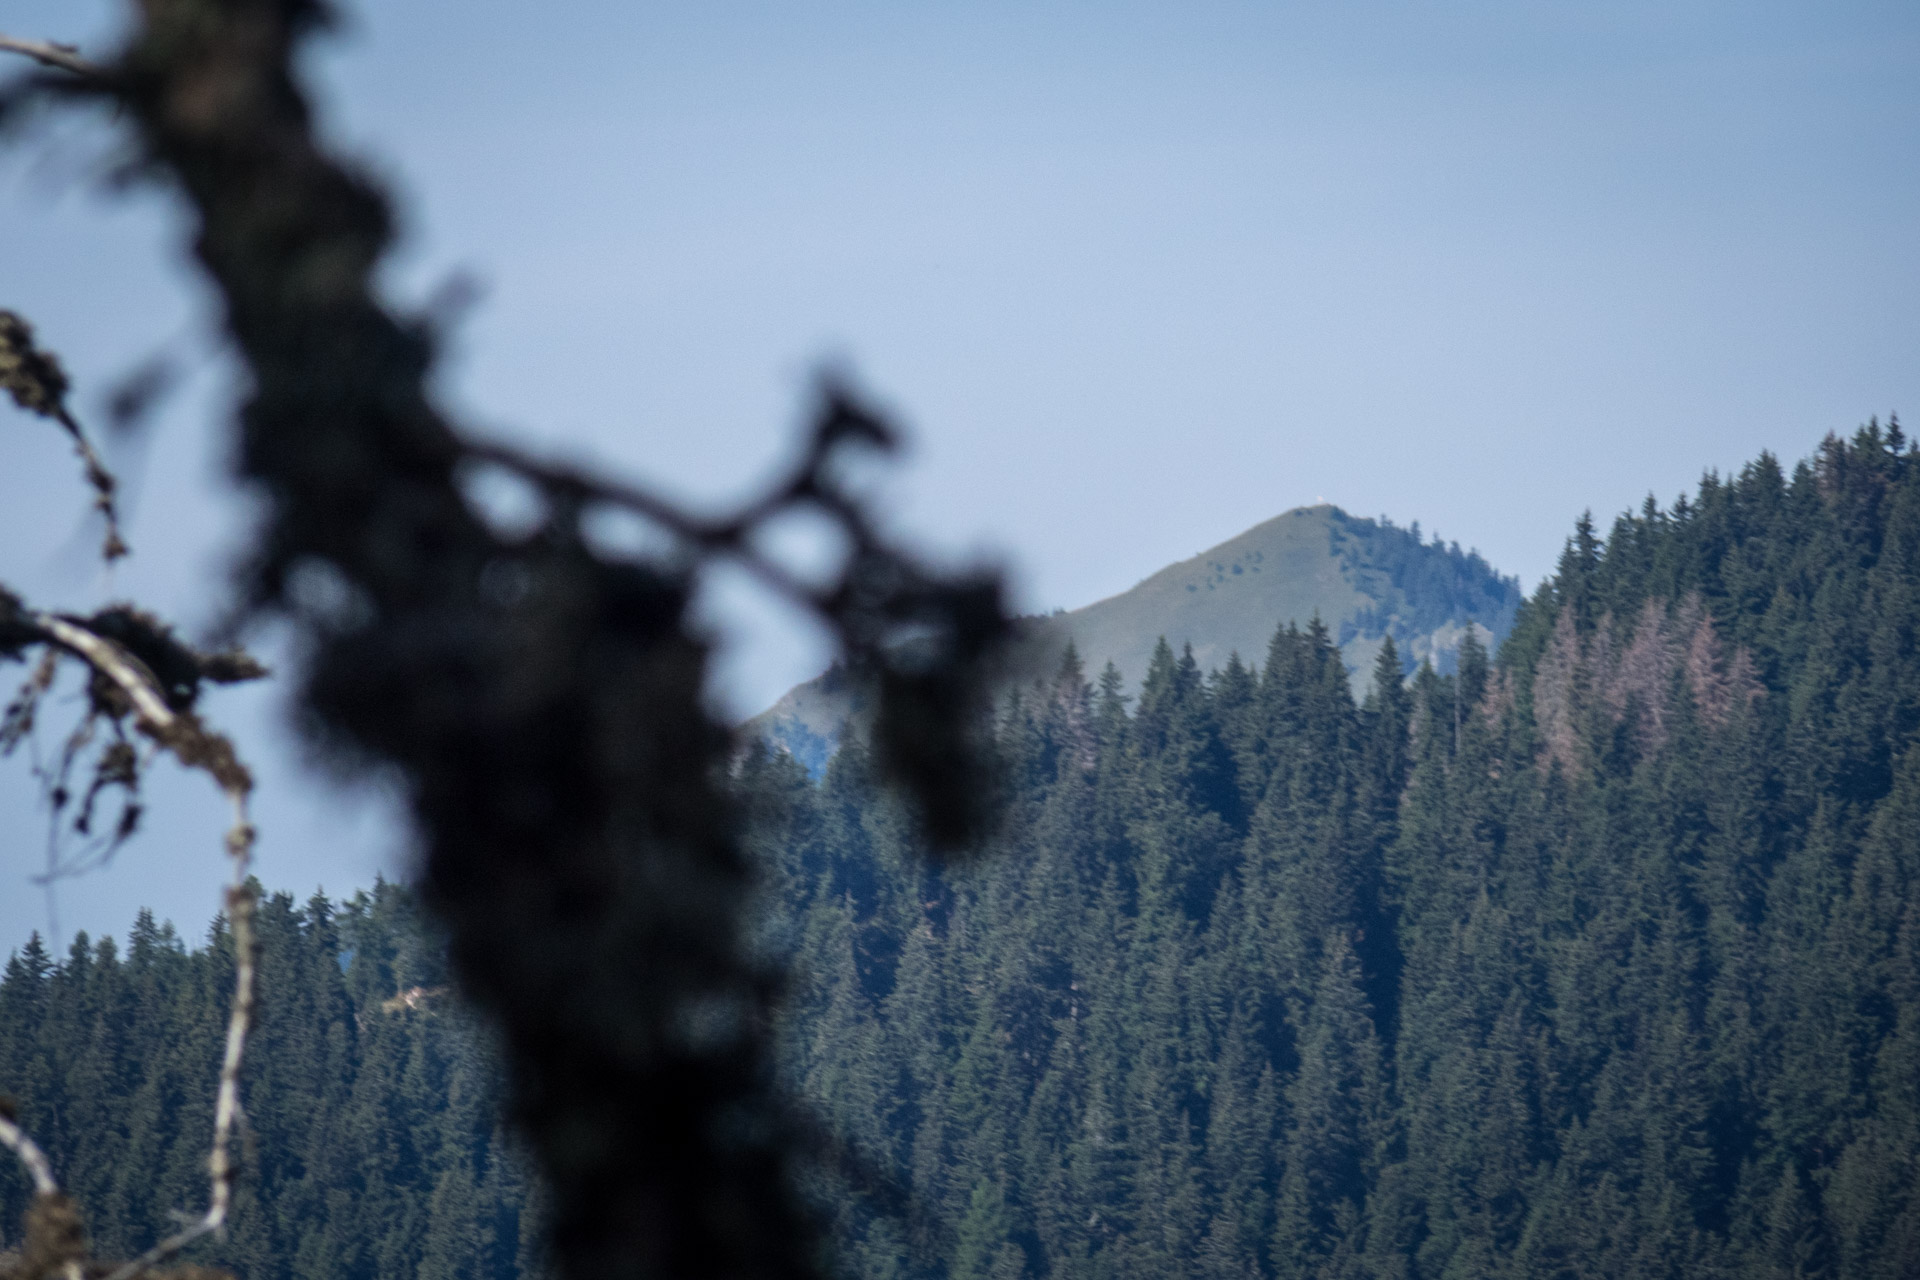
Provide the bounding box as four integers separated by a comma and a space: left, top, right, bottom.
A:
754, 620, 1409, 1279
6, 429, 1917, 1279
761, 427, 1920, 1278
0, 885, 542, 1280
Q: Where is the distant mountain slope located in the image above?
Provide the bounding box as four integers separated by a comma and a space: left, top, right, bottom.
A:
753, 504, 1520, 771
1020, 503, 1517, 691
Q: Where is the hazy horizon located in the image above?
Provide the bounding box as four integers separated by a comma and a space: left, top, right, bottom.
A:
2, 0, 1915, 952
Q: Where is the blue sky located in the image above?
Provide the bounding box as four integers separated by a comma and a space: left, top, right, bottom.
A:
2, 0, 1916, 950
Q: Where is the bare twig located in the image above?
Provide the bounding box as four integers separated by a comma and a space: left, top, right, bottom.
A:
96, 796, 253, 1280
462, 434, 834, 614
463, 384, 945, 631
0, 35, 100, 79
0, 1115, 85, 1280
3, 276, 258, 1277
31, 616, 174, 730
464, 380, 890, 552
3, 611, 257, 1280
55, 423, 128, 562
1, 311, 129, 562
0, 1112, 60, 1200
463, 389, 1010, 846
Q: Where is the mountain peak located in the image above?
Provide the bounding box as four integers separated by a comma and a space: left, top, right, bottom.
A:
752, 504, 1520, 771
1047, 504, 1515, 690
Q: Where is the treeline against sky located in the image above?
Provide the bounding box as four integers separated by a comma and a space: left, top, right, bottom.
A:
0, 887, 543, 1280
4, 426, 1919, 1279
758, 424, 1920, 1279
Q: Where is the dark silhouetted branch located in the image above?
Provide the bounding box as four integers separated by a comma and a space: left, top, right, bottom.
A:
1, 311, 128, 561
6, 6, 1013, 1280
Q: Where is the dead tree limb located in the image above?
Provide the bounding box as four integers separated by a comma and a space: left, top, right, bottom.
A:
0, 1108, 84, 1280
0, 1115, 59, 1204
1, 327, 261, 1276
0, 36, 99, 80
0, 602, 259, 1280
1, 311, 128, 562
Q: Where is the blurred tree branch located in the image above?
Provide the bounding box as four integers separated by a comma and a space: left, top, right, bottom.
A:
0, 37, 98, 80
0, 589, 262, 1280
1, 311, 127, 563
3, 7, 1012, 1280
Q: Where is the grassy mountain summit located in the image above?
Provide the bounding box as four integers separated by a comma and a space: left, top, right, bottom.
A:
1019, 503, 1518, 689
753, 504, 1520, 770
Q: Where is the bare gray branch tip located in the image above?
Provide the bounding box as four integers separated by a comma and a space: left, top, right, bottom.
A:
1, 604, 259, 1280
0, 34, 100, 79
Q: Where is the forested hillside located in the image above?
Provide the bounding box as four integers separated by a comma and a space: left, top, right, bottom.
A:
754, 424, 1920, 1278
4, 426, 1918, 1279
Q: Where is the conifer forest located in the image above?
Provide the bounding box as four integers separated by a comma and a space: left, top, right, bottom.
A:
5, 426, 1919, 1278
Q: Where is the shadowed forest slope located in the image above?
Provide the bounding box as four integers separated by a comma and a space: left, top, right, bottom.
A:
4, 426, 1918, 1279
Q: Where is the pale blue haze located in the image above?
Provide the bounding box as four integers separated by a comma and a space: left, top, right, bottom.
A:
2, 0, 1915, 949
